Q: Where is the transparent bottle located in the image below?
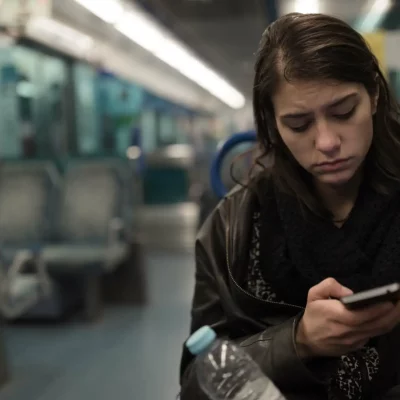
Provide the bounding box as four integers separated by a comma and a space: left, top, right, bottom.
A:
186, 325, 286, 400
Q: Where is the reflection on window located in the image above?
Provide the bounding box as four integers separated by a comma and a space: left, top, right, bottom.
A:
0, 45, 70, 160
141, 110, 157, 152
74, 63, 100, 155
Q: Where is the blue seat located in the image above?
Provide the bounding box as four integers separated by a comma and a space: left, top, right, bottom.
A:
0, 161, 55, 319
42, 159, 132, 275
41, 159, 135, 320
0, 159, 135, 321
198, 131, 257, 228
210, 131, 257, 199
0, 160, 60, 260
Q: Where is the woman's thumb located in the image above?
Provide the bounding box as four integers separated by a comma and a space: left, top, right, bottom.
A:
308, 277, 353, 301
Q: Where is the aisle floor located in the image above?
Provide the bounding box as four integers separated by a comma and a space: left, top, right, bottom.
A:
0, 249, 195, 400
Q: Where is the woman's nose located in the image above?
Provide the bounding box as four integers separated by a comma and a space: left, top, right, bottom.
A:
314, 122, 341, 155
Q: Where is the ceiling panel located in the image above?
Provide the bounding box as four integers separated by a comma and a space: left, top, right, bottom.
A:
381, 1, 400, 30
133, 0, 373, 102
134, 0, 270, 98
155, 0, 261, 20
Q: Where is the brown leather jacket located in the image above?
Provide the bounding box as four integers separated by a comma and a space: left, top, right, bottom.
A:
179, 185, 400, 400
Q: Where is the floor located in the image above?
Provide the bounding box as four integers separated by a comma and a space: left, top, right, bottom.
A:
0, 204, 198, 400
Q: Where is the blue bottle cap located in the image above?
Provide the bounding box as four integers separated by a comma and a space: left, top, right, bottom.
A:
186, 326, 217, 356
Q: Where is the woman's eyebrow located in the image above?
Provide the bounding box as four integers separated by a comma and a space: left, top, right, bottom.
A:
280, 93, 359, 120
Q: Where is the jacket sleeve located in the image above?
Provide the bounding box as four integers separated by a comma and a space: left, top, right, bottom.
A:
179, 200, 337, 399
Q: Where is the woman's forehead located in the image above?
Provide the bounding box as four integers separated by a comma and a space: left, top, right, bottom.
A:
272, 80, 363, 114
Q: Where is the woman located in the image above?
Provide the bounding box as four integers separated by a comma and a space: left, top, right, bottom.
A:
180, 13, 400, 400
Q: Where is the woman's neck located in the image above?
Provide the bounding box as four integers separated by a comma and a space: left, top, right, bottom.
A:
314, 173, 362, 223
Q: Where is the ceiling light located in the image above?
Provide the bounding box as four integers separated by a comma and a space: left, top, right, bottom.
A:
115, 11, 165, 53
294, 0, 320, 14
358, 0, 392, 32
76, 0, 246, 109
74, 0, 124, 24
153, 39, 245, 109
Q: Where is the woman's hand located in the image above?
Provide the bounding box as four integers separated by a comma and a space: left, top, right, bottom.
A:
295, 278, 400, 358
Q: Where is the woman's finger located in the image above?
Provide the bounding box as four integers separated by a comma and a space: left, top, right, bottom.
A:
332, 301, 395, 327
357, 300, 400, 336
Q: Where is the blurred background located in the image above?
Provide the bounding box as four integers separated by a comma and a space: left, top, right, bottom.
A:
0, 0, 398, 399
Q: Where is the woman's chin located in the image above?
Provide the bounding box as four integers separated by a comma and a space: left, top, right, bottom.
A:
314, 169, 357, 187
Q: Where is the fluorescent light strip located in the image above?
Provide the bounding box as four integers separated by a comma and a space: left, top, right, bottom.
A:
74, 0, 124, 24
116, 11, 165, 53
294, 0, 320, 14
75, 0, 245, 109
358, 0, 392, 32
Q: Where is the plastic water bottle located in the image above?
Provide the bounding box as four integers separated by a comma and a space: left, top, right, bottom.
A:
186, 325, 286, 400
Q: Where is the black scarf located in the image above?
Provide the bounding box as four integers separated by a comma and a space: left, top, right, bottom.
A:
258, 180, 400, 307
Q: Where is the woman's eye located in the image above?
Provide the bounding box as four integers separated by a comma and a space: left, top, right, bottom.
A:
333, 107, 356, 120
290, 122, 311, 133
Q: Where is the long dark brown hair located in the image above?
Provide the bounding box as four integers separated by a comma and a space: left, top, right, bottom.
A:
250, 13, 400, 217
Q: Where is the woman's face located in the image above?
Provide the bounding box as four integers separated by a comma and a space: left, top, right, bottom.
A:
272, 80, 377, 187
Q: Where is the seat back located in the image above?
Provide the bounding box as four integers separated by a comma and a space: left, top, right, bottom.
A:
56, 160, 131, 243
220, 142, 255, 190
143, 145, 194, 205
211, 132, 257, 199
0, 161, 60, 246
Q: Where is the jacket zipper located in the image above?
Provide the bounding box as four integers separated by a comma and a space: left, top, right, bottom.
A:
224, 204, 304, 311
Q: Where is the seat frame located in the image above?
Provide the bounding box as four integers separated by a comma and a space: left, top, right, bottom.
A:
0, 250, 50, 388
0, 318, 8, 388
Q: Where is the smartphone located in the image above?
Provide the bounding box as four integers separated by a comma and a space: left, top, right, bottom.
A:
340, 283, 400, 310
